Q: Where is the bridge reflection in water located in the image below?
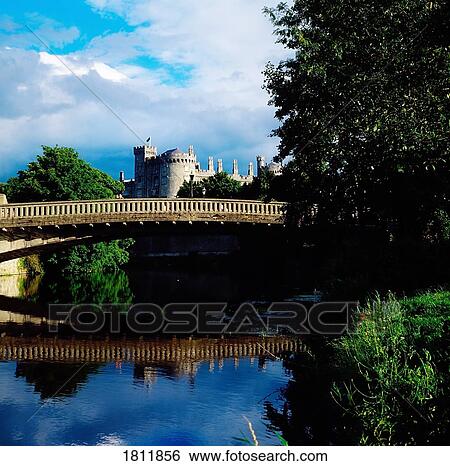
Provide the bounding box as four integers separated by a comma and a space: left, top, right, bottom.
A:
0, 336, 301, 364
1, 336, 302, 400
0, 334, 300, 445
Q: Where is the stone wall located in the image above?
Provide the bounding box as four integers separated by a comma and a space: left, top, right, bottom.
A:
0, 258, 23, 277
0, 272, 24, 296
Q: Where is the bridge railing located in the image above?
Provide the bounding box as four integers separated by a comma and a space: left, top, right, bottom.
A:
0, 198, 285, 226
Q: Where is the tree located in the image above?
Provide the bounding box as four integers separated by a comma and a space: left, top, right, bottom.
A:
5, 146, 133, 273
264, 1, 449, 239
5, 146, 123, 202
240, 169, 286, 202
177, 172, 243, 198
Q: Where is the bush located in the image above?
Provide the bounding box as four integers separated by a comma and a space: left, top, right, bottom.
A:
42, 239, 135, 274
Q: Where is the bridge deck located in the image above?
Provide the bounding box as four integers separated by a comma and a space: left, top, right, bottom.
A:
0, 198, 284, 229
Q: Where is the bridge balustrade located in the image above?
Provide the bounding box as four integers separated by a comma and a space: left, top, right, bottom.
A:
0, 198, 285, 226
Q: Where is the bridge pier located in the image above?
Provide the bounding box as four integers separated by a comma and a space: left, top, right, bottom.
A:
0, 216, 27, 274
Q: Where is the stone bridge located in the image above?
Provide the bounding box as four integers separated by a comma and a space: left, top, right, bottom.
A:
0, 197, 285, 262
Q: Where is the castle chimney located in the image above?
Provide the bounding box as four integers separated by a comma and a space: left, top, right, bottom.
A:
188, 145, 194, 157
208, 156, 214, 172
217, 159, 223, 173
232, 159, 238, 176
248, 162, 254, 177
119, 171, 125, 182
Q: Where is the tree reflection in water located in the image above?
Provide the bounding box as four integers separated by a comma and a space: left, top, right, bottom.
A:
15, 362, 103, 399
263, 345, 355, 446
19, 270, 134, 306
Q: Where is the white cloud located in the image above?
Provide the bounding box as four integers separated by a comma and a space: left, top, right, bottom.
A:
0, 1, 289, 180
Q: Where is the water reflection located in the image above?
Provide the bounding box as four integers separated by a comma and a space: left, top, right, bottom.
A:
24, 270, 134, 305
1, 257, 304, 311
0, 335, 299, 446
15, 362, 103, 399
263, 347, 353, 445
0, 259, 316, 446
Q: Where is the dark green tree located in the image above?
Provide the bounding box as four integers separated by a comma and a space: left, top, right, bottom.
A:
177, 171, 243, 198
240, 169, 286, 201
5, 146, 123, 202
5, 146, 133, 273
264, 1, 449, 240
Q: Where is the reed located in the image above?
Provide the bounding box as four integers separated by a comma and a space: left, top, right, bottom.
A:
331, 291, 449, 444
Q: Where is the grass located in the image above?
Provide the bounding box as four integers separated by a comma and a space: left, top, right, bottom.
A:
331, 291, 449, 445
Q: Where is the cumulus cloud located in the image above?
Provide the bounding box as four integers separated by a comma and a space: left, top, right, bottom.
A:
0, 1, 289, 180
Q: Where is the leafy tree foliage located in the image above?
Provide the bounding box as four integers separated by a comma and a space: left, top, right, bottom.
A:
5, 146, 123, 202
177, 172, 243, 198
264, 1, 449, 240
177, 169, 286, 201
5, 146, 133, 273
240, 169, 286, 201
42, 240, 134, 275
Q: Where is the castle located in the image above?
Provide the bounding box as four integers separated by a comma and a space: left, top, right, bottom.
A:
120, 144, 281, 198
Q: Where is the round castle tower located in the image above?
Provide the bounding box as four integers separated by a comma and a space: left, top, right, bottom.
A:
160, 145, 197, 197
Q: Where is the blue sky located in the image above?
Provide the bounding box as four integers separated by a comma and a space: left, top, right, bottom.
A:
0, 0, 287, 181
0, 0, 134, 53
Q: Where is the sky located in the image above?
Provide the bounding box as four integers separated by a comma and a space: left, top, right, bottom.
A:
0, 0, 289, 181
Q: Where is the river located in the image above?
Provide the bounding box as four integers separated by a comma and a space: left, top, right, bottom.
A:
0, 258, 338, 446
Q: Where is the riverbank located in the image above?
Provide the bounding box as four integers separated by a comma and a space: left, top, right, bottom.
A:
271, 290, 450, 445
331, 290, 449, 445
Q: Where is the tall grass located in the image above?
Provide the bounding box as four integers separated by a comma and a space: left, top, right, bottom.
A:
331, 291, 449, 445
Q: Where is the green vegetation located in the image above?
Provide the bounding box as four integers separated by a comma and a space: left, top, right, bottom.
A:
240, 169, 285, 202
18, 255, 44, 276
177, 170, 284, 201
5, 146, 133, 274
264, 0, 449, 241
261, 3, 449, 444
18, 270, 134, 305
177, 171, 243, 198
5, 146, 123, 202
42, 240, 134, 275
332, 291, 449, 445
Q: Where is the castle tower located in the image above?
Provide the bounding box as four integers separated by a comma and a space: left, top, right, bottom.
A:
208, 156, 214, 172
217, 159, 223, 173
248, 162, 254, 177
159, 147, 197, 198
188, 145, 194, 157
256, 155, 266, 177
232, 159, 238, 176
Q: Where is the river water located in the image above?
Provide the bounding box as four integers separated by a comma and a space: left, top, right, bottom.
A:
0, 259, 330, 446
